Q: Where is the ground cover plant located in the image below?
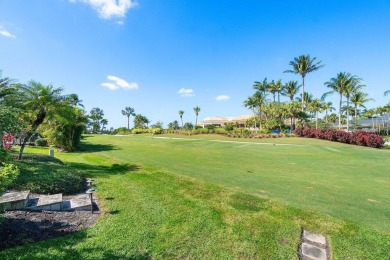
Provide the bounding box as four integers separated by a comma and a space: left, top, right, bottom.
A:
10, 154, 82, 194
1, 134, 389, 259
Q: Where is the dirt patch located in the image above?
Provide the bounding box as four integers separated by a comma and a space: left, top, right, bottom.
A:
0, 204, 100, 250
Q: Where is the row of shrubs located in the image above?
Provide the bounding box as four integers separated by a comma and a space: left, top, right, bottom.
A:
295, 127, 385, 148
163, 128, 294, 139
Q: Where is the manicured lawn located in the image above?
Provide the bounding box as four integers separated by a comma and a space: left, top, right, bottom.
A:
1, 134, 389, 259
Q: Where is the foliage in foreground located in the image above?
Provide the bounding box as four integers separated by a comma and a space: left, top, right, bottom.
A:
295, 127, 384, 148
10, 154, 82, 194
0, 164, 19, 193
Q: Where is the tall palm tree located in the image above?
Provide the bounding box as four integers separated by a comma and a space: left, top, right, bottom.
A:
193, 106, 201, 129
268, 80, 278, 102
179, 110, 184, 127
342, 74, 365, 131
324, 72, 349, 129
322, 101, 335, 123
350, 91, 374, 126
273, 79, 283, 103
281, 80, 300, 101
253, 78, 268, 98
121, 107, 135, 130
284, 54, 324, 111
18, 81, 65, 159
243, 92, 266, 130
309, 98, 324, 129
296, 92, 313, 110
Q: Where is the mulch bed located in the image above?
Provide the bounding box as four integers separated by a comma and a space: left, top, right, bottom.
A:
0, 202, 100, 251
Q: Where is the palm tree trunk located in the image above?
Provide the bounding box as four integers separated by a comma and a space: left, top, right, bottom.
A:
127, 116, 130, 130
315, 111, 318, 129
338, 93, 342, 129
354, 106, 358, 131
325, 109, 328, 123
18, 132, 34, 160
301, 76, 305, 111
346, 98, 350, 131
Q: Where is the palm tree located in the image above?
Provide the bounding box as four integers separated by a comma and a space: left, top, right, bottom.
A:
296, 92, 313, 110
122, 107, 135, 130
274, 79, 283, 103
282, 80, 300, 101
193, 106, 201, 129
253, 78, 268, 98
284, 54, 324, 111
268, 80, 278, 102
179, 110, 184, 127
101, 118, 108, 133
350, 91, 373, 126
309, 98, 324, 129
18, 81, 65, 159
385, 90, 390, 101
324, 72, 349, 129
90, 107, 104, 133
322, 101, 335, 123
342, 74, 365, 131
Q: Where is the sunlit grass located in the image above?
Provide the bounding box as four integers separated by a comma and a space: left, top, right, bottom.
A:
1, 135, 389, 259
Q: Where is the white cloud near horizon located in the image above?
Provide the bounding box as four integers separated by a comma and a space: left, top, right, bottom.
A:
216, 95, 230, 102
101, 75, 138, 90
70, 0, 137, 21
177, 88, 194, 97
0, 25, 16, 39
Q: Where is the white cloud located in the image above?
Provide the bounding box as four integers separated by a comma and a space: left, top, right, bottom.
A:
0, 25, 16, 39
177, 88, 194, 97
70, 0, 137, 20
101, 75, 138, 90
216, 95, 230, 102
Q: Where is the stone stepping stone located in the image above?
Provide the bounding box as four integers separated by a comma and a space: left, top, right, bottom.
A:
62, 194, 92, 211
27, 194, 63, 211
0, 190, 30, 211
299, 230, 329, 260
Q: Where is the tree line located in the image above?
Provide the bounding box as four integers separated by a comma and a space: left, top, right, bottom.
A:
244, 54, 390, 133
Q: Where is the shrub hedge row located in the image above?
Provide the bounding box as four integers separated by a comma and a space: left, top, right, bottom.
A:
295, 127, 384, 148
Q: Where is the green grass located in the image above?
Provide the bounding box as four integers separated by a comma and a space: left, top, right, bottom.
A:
11, 153, 82, 194
1, 134, 389, 259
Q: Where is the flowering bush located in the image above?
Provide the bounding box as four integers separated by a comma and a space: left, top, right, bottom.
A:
295, 127, 384, 148
2, 133, 15, 151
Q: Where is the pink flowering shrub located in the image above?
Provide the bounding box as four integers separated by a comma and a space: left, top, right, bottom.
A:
295, 127, 384, 148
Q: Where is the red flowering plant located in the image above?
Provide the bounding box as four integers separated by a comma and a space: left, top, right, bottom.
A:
2, 133, 15, 151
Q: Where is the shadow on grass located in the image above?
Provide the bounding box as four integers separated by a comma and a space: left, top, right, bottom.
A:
76, 142, 119, 153
0, 229, 151, 259
67, 162, 141, 178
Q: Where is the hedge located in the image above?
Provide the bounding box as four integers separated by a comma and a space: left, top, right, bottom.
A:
295, 127, 384, 148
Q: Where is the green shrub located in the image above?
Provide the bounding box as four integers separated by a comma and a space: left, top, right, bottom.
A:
35, 138, 48, 147
12, 154, 82, 194
0, 163, 20, 193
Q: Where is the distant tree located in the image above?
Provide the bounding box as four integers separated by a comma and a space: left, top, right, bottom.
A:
350, 91, 373, 125
101, 118, 108, 133
284, 55, 324, 111
342, 74, 365, 131
168, 120, 180, 130
179, 110, 184, 127
121, 107, 135, 130
253, 78, 269, 98
133, 114, 149, 129
322, 101, 335, 123
183, 122, 194, 130
308, 98, 324, 129
193, 106, 201, 129
282, 80, 300, 101
89, 107, 104, 133
150, 121, 163, 129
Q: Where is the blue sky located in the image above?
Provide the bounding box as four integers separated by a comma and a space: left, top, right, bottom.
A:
1, 0, 389, 128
